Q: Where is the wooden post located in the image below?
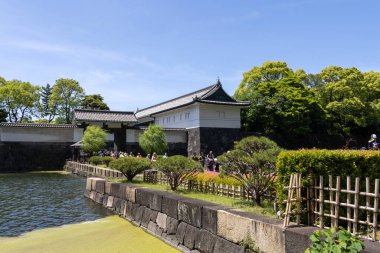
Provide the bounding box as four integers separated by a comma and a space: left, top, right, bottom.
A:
308, 176, 315, 226
335, 176, 341, 228
319, 176, 324, 229
329, 175, 334, 227
366, 177, 371, 228
296, 173, 301, 225
284, 174, 295, 227
353, 177, 360, 235
373, 179, 379, 241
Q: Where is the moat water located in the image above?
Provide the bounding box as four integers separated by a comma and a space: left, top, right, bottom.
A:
0, 172, 110, 237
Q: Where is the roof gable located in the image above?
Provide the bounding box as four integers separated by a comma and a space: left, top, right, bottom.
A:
74, 109, 137, 123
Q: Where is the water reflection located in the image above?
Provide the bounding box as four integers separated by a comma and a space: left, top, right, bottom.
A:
0, 172, 110, 237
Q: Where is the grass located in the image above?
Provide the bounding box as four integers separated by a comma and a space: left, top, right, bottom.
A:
111, 177, 276, 218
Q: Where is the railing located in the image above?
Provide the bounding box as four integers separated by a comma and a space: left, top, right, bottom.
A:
284, 174, 380, 241
65, 161, 125, 178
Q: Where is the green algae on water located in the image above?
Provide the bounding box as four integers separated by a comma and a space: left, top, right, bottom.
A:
0, 215, 180, 253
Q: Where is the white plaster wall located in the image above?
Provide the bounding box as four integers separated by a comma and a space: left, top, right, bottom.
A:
126, 129, 186, 143
0, 127, 78, 142
199, 103, 241, 128
154, 104, 199, 129
73, 128, 83, 142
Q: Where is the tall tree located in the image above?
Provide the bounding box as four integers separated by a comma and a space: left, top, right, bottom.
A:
0, 79, 40, 122
82, 125, 107, 155
50, 78, 85, 124
0, 109, 7, 122
82, 94, 109, 110
39, 83, 56, 122
139, 124, 168, 155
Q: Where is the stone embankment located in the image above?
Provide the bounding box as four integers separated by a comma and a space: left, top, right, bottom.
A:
64, 161, 124, 178
85, 177, 311, 253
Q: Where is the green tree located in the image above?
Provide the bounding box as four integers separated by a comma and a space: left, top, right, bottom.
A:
82, 94, 110, 110
39, 83, 57, 122
110, 157, 152, 181
139, 124, 168, 155
50, 78, 84, 124
154, 155, 203, 191
0, 79, 40, 122
219, 136, 281, 206
82, 125, 107, 155
0, 109, 7, 122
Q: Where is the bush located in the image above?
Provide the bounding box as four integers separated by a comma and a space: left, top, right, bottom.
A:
154, 155, 203, 191
89, 156, 103, 165
276, 149, 380, 204
82, 125, 107, 155
219, 136, 281, 206
189, 172, 242, 186
139, 124, 168, 155
109, 157, 152, 181
305, 227, 364, 253
102, 156, 113, 167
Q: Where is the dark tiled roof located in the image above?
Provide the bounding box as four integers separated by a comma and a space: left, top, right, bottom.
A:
0, 123, 77, 128
137, 126, 187, 131
135, 81, 250, 119
74, 109, 137, 123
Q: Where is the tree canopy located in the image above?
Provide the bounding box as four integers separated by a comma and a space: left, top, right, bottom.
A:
50, 78, 85, 124
82, 94, 109, 110
81, 125, 107, 155
139, 124, 168, 155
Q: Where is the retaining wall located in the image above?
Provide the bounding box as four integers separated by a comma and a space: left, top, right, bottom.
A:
84, 177, 309, 253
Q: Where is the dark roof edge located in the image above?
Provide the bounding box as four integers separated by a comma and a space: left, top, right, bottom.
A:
136, 100, 196, 118
75, 119, 137, 123
0, 123, 78, 128
135, 84, 216, 113
74, 109, 135, 114
197, 100, 251, 106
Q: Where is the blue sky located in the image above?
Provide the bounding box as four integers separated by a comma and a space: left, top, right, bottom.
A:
0, 0, 379, 111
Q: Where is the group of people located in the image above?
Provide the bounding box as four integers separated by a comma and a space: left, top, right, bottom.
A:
368, 134, 379, 150
97, 149, 167, 161
192, 151, 220, 172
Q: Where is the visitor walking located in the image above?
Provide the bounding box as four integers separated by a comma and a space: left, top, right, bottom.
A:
368, 134, 379, 150
206, 151, 214, 171
151, 152, 158, 162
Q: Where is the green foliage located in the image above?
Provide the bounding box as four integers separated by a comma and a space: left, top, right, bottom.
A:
50, 78, 84, 124
305, 227, 364, 253
39, 83, 56, 123
154, 155, 203, 191
102, 156, 113, 166
219, 136, 281, 205
89, 156, 103, 165
0, 108, 6, 122
139, 124, 168, 155
240, 236, 261, 253
82, 125, 107, 155
110, 157, 152, 181
276, 149, 380, 204
82, 94, 109, 110
0, 79, 40, 122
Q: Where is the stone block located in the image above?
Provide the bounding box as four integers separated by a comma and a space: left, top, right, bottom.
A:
179, 198, 215, 228
156, 212, 168, 231
86, 178, 93, 191
166, 216, 179, 235
84, 190, 90, 198
119, 183, 140, 203
176, 222, 188, 245
130, 203, 140, 221
178, 245, 191, 253
150, 210, 158, 222
95, 193, 103, 204
135, 188, 154, 207
106, 195, 114, 209
202, 205, 231, 234
105, 181, 121, 197
217, 209, 254, 244
155, 226, 163, 237
190, 250, 200, 253
147, 221, 157, 234
121, 200, 128, 217
141, 208, 152, 228
91, 178, 105, 193
285, 226, 316, 253
183, 224, 200, 250
194, 229, 217, 253
116, 199, 124, 214
90, 191, 96, 201
135, 205, 146, 225
165, 234, 179, 248
102, 194, 109, 207
113, 197, 121, 212
213, 237, 245, 253
162, 193, 183, 219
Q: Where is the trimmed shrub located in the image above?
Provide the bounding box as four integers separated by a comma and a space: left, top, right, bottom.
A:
102, 156, 113, 167
219, 136, 282, 206
89, 156, 103, 165
276, 149, 380, 204
110, 157, 152, 181
189, 172, 241, 187
153, 155, 203, 191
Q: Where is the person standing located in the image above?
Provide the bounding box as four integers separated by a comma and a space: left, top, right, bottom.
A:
368, 134, 379, 150
206, 151, 214, 171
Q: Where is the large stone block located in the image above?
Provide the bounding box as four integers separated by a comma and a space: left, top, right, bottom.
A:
176, 222, 188, 244
126, 201, 134, 220
135, 188, 154, 207
105, 181, 121, 196
166, 216, 179, 235
141, 208, 152, 228
194, 229, 217, 253
217, 209, 255, 244
178, 198, 216, 228
134, 205, 146, 225
84, 190, 90, 198
183, 224, 200, 250
150, 190, 171, 212
91, 178, 105, 192
150, 210, 158, 222
102, 194, 109, 207
106, 195, 114, 209
202, 205, 231, 234
156, 212, 168, 231
162, 193, 183, 219
86, 178, 93, 191
90, 191, 96, 201
213, 237, 245, 253
95, 193, 104, 204
119, 183, 140, 203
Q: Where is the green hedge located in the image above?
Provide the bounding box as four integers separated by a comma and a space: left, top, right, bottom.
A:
276, 149, 380, 204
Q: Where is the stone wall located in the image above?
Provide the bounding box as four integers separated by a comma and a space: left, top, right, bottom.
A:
0, 142, 72, 172
85, 177, 318, 253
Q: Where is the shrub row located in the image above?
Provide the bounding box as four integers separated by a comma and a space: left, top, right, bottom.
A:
189, 173, 241, 187
89, 156, 113, 166
276, 149, 380, 203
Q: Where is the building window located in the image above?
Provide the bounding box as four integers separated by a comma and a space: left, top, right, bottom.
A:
217, 111, 225, 119
167, 117, 170, 123
180, 114, 182, 120
185, 112, 190, 120
173, 116, 175, 123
